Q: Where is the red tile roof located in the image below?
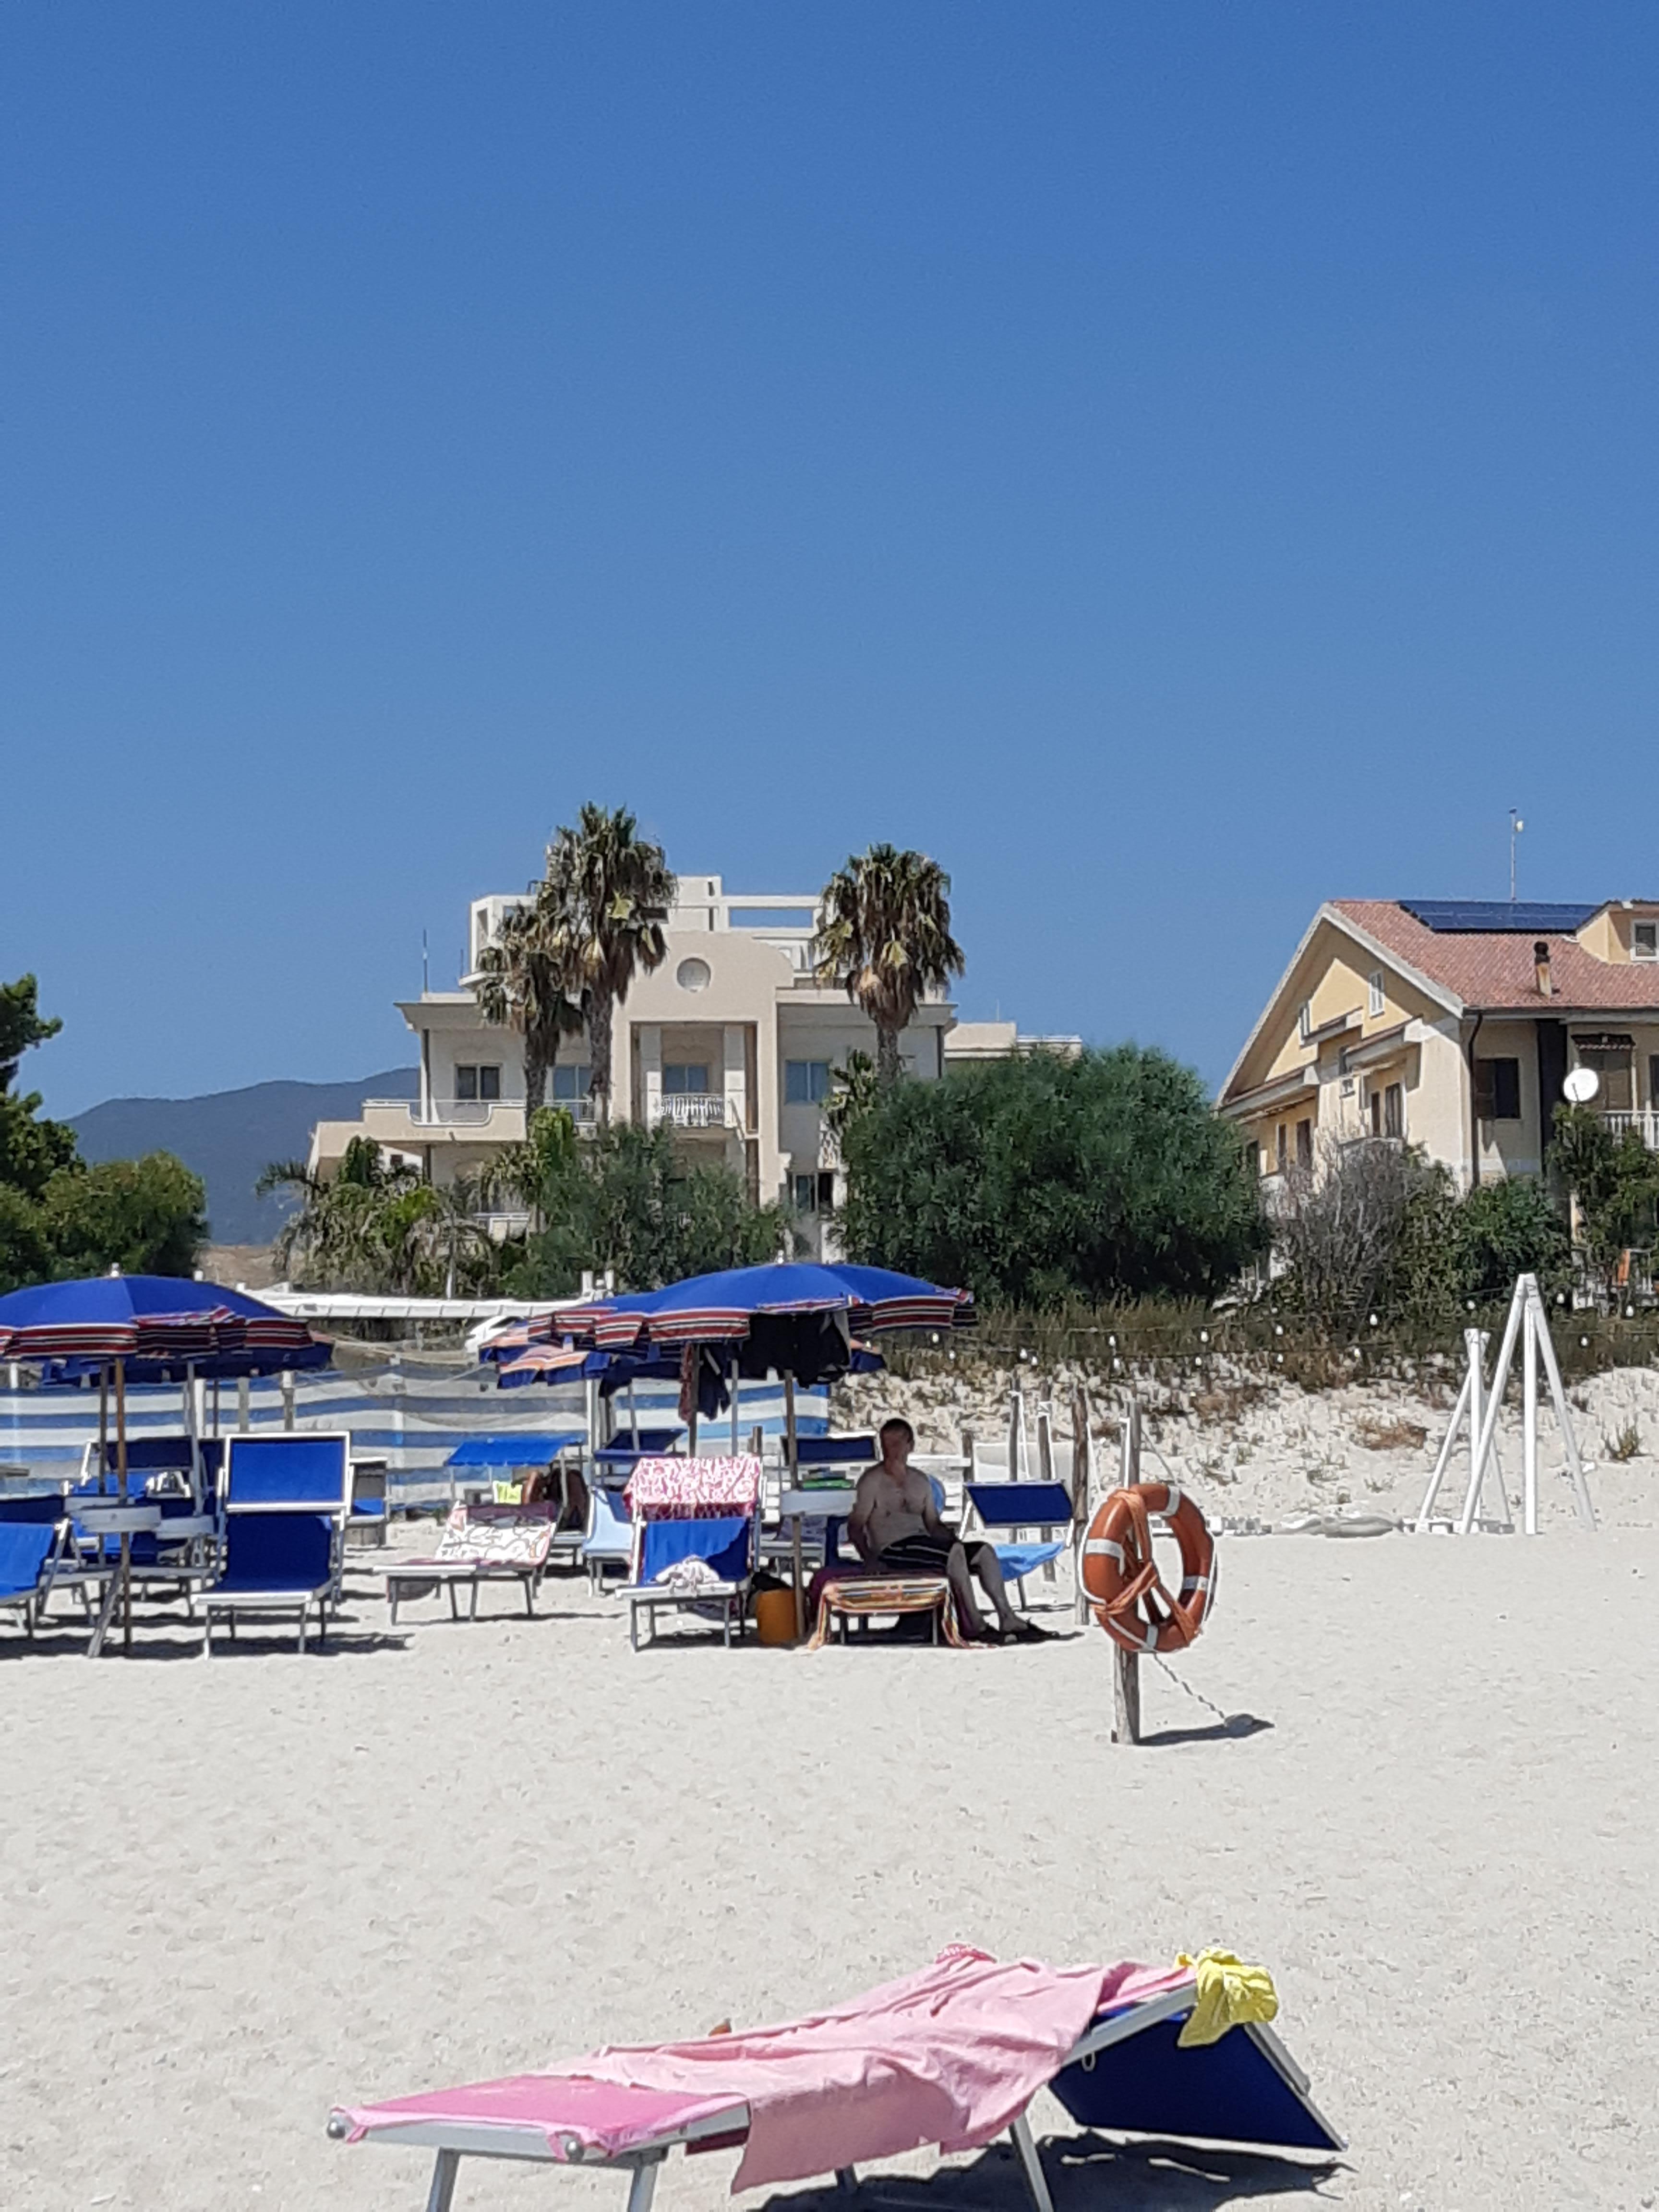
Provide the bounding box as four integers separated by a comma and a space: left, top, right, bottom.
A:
1332, 901, 1659, 1013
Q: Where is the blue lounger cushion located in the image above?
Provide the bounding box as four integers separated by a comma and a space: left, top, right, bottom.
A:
213, 1513, 335, 1594
0, 1522, 57, 1602
1048, 2004, 1343, 2154
637, 1517, 751, 1586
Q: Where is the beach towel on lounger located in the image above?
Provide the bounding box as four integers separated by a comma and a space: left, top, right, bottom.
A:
559, 1944, 1193, 2190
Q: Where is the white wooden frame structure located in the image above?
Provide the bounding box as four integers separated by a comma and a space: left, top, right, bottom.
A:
1415, 1274, 1596, 1536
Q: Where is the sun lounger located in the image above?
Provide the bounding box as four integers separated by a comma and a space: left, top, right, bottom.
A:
198, 1432, 351, 1655
329, 1949, 1341, 2212
583, 1482, 633, 1591
962, 1481, 1073, 1606
0, 1519, 76, 1638
620, 1515, 753, 1649
384, 1501, 559, 1624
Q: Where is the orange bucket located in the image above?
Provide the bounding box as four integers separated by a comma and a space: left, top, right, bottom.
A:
752, 1587, 797, 1647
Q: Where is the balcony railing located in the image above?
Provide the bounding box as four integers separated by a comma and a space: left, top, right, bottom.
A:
652, 1093, 732, 1130
361, 1098, 522, 1132
1601, 1110, 1659, 1151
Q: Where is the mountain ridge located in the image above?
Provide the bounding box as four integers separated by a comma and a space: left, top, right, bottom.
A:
72, 1069, 420, 1244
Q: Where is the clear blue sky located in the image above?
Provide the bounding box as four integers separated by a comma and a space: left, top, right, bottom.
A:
6, 4, 1659, 1116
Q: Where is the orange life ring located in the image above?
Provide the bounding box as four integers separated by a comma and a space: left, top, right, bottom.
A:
1081, 1483, 1216, 1655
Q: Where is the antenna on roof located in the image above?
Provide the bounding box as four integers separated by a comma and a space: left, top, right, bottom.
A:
1509, 810, 1525, 902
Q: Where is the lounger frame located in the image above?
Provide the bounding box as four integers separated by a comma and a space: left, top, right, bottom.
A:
331, 1983, 1344, 2212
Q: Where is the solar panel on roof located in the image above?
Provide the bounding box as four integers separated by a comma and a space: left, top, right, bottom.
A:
1400, 899, 1599, 934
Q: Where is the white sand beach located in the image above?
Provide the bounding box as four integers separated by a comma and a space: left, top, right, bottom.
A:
5, 1473, 1658, 2212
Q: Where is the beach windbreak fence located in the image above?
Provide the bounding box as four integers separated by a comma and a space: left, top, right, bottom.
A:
0, 1362, 829, 1509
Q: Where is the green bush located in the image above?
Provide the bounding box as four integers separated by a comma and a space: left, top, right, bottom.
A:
510, 1121, 796, 1296
837, 1046, 1267, 1304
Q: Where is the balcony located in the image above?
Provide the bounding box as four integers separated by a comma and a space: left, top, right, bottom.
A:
651, 1092, 732, 1131
360, 1098, 527, 1141
1601, 1111, 1659, 1150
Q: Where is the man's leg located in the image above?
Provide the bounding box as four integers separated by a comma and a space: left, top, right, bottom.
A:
943, 1540, 994, 1637
967, 1543, 1022, 1632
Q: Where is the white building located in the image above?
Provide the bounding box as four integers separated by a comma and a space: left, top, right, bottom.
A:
312, 875, 1031, 1250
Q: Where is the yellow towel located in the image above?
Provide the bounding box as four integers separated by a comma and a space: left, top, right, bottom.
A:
1174, 1949, 1279, 2047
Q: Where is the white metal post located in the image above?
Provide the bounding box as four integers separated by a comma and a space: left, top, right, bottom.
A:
1455, 1329, 1487, 1535
1522, 1287, 1539, 1536
1526, 1278, 1597, 1528
1415, 1363, 1473, 1529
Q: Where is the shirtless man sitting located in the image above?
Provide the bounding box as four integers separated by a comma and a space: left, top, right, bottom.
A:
847, 1416, 1046, 1644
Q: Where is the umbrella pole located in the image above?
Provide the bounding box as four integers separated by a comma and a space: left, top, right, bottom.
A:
730, 1357, 740, 1454
97, 1365, 109, 1484
628, 1381, 639, 1447
115, 1356, 131, 1656
785, 1370, 804, 1640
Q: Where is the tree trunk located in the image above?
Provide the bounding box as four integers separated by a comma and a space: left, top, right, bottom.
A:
525, 1040, 548, 1115
875, 1022, 902, 1088
589, 993, 614, 1122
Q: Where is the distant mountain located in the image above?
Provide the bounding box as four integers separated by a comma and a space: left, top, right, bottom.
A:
72, 1069, 419, 1244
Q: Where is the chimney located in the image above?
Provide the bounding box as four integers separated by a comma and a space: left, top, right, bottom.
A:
1534, 939, 1553, 998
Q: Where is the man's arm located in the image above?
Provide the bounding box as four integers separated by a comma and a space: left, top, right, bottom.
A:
847, 1467, 881, 1565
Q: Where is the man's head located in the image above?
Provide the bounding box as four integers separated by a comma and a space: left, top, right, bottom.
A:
879, 1416, 914, 1467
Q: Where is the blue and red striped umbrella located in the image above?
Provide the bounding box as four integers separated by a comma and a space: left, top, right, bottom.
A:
544, 1262, 972, 1356
0, 1274, 321, 1368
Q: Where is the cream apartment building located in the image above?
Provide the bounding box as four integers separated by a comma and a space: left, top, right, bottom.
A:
1220, 897, 1659, 1191
310, 875, 1066, 1247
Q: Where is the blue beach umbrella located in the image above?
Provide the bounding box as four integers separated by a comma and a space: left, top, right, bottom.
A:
0, 1275, 327, 1653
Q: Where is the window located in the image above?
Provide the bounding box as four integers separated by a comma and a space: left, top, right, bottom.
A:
1298, 999, 1312, 1043
551, 1064, 591, 1101
1383, 1083, 1404, 1139
1296, 1118, 1314, 1169
1650, 1055, 1659, 1110
1368, 970, 1385, 1019
1577, 1046, 1633, 1112
1634, 921, 1659, 962
454, 1064, 501, 1102
1275, 1122, 1288, 1174
1248, 1139, 1263, 1177
784, 1059, 833, 1106
791, 1171, 835, 1213
1369, 1087, 1382, 1138
662, 1063, 709, 1095
1474, 1058, 1522, 1122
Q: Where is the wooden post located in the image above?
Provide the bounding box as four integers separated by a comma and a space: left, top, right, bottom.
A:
280, 1368, 296, 1432
1071, 1389, 1092, 1625
1112, 1396, 1142, 1744
114, 1356, 132, 1656
1035, 1407, 1058, 1580
785, 1371, 804, 1640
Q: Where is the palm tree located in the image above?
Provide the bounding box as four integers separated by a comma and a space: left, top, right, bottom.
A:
541, 804, 675, 1123
813, 844, 965, 1087
474, 902, 587, 1113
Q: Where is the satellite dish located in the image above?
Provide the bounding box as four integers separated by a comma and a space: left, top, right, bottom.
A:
1563, 1066, 1600, 1105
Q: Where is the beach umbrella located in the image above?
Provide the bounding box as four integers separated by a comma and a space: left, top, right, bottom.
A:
551, 1262, 972, 1364
0, 1274, 325, 1653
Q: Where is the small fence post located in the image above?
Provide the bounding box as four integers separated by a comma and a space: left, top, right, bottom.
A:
1112, 1396, 1142, 1745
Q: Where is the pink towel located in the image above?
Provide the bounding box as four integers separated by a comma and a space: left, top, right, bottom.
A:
567, 1946, 1192, 2190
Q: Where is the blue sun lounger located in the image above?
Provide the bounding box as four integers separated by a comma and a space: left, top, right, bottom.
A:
621, 1516, 754, 1650
962, 1481, 1072, 1606
199, 1433, 351, 1655
0, 1519, 75, 1639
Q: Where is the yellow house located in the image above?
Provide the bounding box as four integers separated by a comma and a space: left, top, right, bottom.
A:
1219, 899, 1659, 1190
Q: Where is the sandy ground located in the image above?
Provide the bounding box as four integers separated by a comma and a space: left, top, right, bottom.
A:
4, 1501, 1658, 2212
